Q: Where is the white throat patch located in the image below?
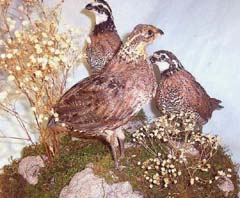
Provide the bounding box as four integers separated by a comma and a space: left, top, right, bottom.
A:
155, 61, 170, 73
94, 11, 108, 24
91, 2, 111, 25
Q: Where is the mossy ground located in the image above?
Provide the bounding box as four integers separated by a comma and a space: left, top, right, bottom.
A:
0, 135, 239, 198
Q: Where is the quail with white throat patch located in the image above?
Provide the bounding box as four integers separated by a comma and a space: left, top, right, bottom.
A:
150, 50, 223, 125
85, 0, 122, 73
48, 24, 163, 169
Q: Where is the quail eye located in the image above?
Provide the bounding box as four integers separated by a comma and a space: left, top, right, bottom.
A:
147, 30, 153, 36
161, 55, 166, 60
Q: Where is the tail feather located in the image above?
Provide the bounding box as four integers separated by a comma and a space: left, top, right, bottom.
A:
211, 98, 223, 110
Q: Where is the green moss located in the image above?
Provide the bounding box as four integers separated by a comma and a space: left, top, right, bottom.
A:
24, 137, 109, 198
21, 144, 46, 158
0, 160, 26, 198
0, 135, 239, 198
0, 136, 109, 198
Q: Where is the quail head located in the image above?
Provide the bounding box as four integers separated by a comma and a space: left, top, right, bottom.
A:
85, 0, 122, 73
48, 24, 163, 169
150, 50, 223, 125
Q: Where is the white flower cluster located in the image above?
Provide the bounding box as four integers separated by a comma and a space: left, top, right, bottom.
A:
0, 1, 85, 157
133, 113, 228, 189
0, 2, 83, 123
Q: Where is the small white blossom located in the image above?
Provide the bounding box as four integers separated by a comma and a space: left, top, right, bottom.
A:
35, 70, 42, 77
7, 53, 13, 59
16, 66, 21, 71
8, 75, 15, 81
190, 178, 194, 185
0, 91, 8, 102
0, 54, 6, 59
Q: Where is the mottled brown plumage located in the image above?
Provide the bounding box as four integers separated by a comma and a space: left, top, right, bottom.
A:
150, 50, 223, 125
48, 24, 163, 168
85, 0, 122, 73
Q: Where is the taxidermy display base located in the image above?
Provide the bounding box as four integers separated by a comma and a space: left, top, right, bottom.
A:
0, 135, 239, 198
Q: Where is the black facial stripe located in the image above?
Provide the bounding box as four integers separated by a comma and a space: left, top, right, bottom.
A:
93, 9, 116, 34
96, 0, 112, 12
156, 51, 175, 61
155, 50, 185, 70
93, 5, 111, 17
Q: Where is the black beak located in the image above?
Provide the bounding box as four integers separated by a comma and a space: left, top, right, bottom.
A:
85, 3, 93, 10
150, 56, 156, 64
157, 28, 164, 35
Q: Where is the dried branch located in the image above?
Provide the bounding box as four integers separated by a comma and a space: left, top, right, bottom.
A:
0, 0, 84, 159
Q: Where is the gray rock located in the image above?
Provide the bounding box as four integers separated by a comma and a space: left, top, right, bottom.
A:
18, 155, 46, 185
59, 168, 143, 198
106, 181, 143, 198
217, 176, 234, 197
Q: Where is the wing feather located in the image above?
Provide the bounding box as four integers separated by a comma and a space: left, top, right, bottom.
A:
54, 73, 130, 131
169, 70, 216, 121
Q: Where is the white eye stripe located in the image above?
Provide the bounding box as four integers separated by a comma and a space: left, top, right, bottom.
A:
91, 2, 111, 13
172, 60, 178, 65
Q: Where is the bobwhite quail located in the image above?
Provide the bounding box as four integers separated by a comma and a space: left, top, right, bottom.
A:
150, 50, 223, 125
85, 0, 122, 73
48, 24, 163, 168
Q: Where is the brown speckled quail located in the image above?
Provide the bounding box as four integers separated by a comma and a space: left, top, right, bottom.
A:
150, 50, 223, 125
48, 24, 163, 168
85, 0, 122, 74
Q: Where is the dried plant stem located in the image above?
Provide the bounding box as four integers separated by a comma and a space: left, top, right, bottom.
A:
0, 103, 34, 145
0, 1, 83, 161
0, 135, 30, 141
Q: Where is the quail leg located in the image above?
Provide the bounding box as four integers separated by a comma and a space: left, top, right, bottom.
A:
117, 134, 126, 170
110, 144, 119, 169
115, 128, 125, 159
107, 129, 125, 170
118, 137, 125, 159
107, 130, 120, 169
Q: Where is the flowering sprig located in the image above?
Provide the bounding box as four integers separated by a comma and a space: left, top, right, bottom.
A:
133, 113, 228, 189
0, 1, 84, 158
